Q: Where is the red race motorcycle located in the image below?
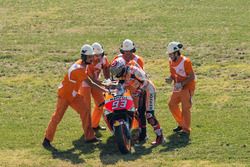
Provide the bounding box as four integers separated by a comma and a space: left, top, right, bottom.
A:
101, 82, 137, 154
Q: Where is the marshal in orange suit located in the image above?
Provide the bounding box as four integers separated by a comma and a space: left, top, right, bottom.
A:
165, 41, 196, 137
83, 42, 110, 131
42, 44, 107, 149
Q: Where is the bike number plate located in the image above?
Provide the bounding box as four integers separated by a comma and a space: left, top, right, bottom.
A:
112, 99, 127, 110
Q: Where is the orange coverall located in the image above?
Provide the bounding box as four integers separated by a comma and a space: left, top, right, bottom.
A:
84, 56, 110, 128
44, 59, 95, 141
168, 55, 196, 133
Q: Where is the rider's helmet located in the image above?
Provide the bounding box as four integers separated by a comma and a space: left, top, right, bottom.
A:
110, 57, 126, 77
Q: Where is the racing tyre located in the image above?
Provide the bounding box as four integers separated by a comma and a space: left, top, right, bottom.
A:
114, 123, 131, 154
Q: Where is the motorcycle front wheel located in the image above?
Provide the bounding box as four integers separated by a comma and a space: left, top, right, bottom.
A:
114, 123, 131, 154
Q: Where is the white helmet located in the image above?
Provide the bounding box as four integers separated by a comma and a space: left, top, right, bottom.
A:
92, 42, 104, 55
110, 57, 126, 77
167, 41, 183, 54
121, 39, 136, 52
80, 44, 94, 56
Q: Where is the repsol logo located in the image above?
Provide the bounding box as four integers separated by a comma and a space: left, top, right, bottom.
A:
110, 96, 127, 101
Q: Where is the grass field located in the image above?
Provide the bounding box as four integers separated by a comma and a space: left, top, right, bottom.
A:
0, 0, 249, 166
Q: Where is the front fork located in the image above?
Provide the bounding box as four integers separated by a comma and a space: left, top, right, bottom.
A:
113, 119, 130, 138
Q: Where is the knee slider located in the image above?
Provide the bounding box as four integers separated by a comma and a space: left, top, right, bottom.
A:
146, 110, 154, 116
146, 112, 153, 119
146, 111, 156, 125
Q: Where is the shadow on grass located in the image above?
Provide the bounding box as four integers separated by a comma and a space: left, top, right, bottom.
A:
159, 133, 190, 152
99, 135, 153, 165
44, 134, 156, 165
46, 135, 100, 164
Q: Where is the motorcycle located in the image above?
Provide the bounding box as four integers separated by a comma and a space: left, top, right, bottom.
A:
101, 81, 136, 154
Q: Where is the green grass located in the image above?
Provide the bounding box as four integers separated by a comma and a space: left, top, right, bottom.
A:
0, 0, 249, 166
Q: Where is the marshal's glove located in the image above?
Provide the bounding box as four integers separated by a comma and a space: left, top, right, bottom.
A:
174, 82, 183, 90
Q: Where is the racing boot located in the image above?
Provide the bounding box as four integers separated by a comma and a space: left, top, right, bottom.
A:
151, 129, 165, 146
